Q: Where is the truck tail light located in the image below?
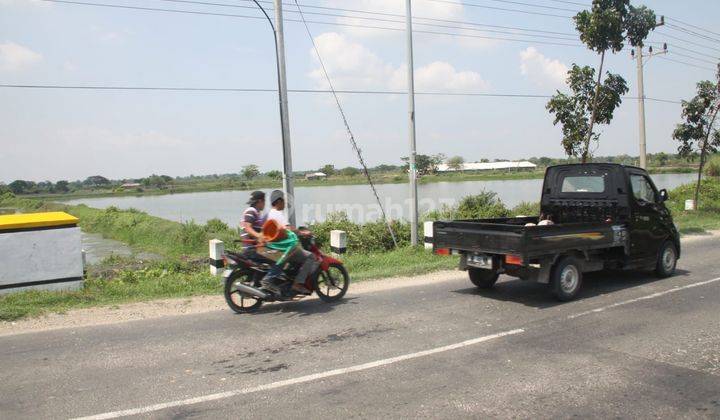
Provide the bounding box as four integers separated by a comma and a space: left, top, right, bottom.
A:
505, 255, 522, 265
434, 248, 451, 256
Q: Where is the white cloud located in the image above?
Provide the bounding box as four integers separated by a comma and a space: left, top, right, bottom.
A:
309, 32, 488, 92
320, 0, 463, 38
519, 47, 568, 89
410, 61, 489, 92
0, 42, 42, 72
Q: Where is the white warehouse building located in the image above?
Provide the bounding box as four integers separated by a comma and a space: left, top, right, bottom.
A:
436, 161, 537, 172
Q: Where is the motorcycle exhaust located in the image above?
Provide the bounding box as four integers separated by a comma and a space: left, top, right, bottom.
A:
234, 282, 269, 300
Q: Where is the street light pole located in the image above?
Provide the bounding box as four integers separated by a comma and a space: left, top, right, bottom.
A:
273, 0, 296, 225
406, 0, 419, 246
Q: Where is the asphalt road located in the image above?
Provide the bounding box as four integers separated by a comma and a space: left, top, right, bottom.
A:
2, 236, 720, 419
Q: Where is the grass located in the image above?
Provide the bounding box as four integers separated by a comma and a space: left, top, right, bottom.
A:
0, 249, 459, 321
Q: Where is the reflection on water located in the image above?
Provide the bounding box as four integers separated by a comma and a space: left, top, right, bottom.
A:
65, 173, 696, 225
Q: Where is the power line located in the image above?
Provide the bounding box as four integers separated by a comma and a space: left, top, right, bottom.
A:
184, 0, 579, 36
666, 16, 720, 39
658, 56, 716, 72
420, 0, 573, 19
0, 83, 682, 103
669, 51, 718, 66
41, 0, 584, 47
666, 23, 720, 45
654, 30, 720, 55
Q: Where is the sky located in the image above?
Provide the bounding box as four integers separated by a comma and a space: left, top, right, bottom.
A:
1, 0, 719, 183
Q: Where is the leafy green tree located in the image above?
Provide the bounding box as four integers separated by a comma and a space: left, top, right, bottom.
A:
447, 156, 465, 171
8, 180, 36, 194
673, 66, 720, 207
241, 164, 260, 180
266, 170, 283, 181
402, 154, 444, 176
548, 0, 657, 162
83, 175, 110, 187
54, 180, 70, 193
339, 166, 361, 177
319, 164, 336, 176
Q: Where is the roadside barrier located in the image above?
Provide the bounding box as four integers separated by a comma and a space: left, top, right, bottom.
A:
209, 239, 225, 276
330, 230, 347, 254
424, 221, 434, 250
0, 212, 84, 294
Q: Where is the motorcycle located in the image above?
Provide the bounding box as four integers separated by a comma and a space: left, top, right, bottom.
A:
222, 231, 350, 313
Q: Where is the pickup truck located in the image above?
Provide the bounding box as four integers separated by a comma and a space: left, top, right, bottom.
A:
433, 163, 681, 301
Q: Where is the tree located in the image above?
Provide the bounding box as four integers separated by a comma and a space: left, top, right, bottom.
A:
266, 170, 283, 181
339, 166, 361, 177
83, 175, 110, 187
319, 164, 336, 176
241, 164, 260, 180
54, 180, 70, 193
8, 180, 36, 194
548, 0, 657, 162
402, 154, 445, 176
673, 66, 720, 208
447, 156, 465, 171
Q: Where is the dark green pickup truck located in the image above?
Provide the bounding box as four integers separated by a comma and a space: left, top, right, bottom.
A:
433, 164, 681, 301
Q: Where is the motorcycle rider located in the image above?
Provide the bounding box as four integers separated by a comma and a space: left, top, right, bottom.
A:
240, 190, 268, 262
260, 191, 317, 295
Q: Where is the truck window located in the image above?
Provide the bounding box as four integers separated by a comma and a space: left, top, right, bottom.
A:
561, 175, 606, 193
630, 174, 656, 203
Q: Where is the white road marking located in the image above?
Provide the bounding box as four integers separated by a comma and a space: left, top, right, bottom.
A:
568, 276, 720, 319
73, 328, 525, 420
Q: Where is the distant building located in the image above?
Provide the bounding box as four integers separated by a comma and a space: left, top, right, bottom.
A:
436, 161, 537, 173
305, 172, 328, 181
121, 183, 142, 188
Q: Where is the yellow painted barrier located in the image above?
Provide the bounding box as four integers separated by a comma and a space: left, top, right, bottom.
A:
0, 212, 79, 231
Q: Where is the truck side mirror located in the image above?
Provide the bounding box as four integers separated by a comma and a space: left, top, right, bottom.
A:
659, 189, 669, 202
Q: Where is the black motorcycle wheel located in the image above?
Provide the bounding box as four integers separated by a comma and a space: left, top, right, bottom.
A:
224, 271, 264, 314
314, 263, 350, 303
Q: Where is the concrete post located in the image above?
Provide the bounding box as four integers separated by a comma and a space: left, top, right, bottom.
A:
330, 230, 347, 255
423, 221, 434, 250
209, 239, 225, 276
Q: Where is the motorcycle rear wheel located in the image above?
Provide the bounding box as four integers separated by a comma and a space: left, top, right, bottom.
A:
224, 271, 264, 313
314, 263, 350, 303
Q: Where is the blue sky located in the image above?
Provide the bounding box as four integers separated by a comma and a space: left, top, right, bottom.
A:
1, 0, 719, 182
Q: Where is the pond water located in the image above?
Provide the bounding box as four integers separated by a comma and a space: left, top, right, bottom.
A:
64, 173, 696, 226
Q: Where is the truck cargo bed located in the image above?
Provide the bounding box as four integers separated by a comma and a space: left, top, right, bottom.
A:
433, 217, 623, 261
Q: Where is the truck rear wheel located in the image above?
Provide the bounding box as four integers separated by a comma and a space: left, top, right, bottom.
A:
468, 268, 499, 289
551, 257, 583, 302
655, 241, 677, 278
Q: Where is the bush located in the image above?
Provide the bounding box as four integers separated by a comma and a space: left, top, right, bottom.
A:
425, 191, 510, 220
204, 218, 230, 233
705, 156, 720, 177
667, 178, 720, 212
309, 212, 411, 253
511, 201, 540, 217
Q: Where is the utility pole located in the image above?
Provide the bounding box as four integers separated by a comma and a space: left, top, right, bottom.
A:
406, 0, 419, 246
274, 0, 296, 225
633, 16, 666, 170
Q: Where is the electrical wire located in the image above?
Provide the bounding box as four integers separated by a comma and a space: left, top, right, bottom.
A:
657, 56, 715, 72
666, 16, 720, 39
40, 0, 585, 47
666, 23, 720, 45
654, 30, 720, 55
0, 84, 683, 103
291, 0, 398, 248
419, 0, 573, 19
669, 51, 718, 66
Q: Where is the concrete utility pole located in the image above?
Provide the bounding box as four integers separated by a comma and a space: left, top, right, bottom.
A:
406, 0, 419, 246
274, 0, 296, 225
633, 17, 666, 170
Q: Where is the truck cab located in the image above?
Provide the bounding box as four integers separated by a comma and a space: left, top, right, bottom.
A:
433, 164, 680, 301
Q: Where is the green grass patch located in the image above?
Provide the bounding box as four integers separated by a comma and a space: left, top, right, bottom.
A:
0, 248, 458, 321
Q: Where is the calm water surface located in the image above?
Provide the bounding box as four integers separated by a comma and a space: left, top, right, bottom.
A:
64, 173, 696, 225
